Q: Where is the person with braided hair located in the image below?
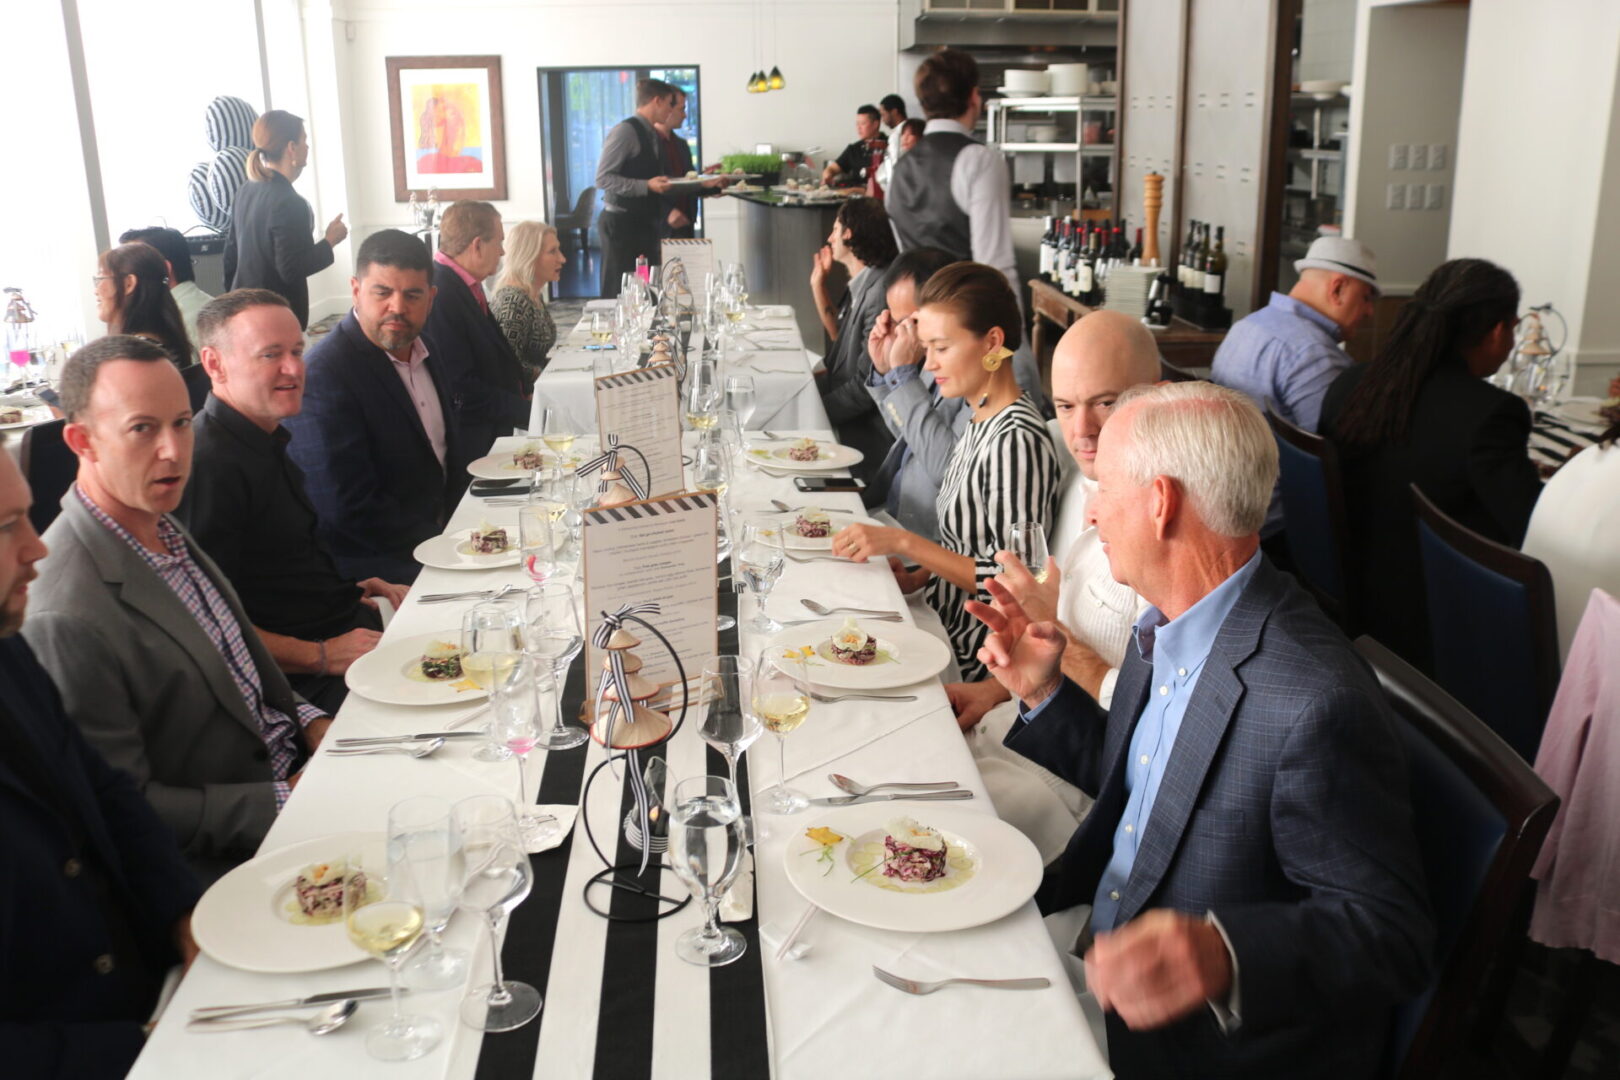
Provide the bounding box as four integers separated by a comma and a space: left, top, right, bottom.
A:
1320, 257, 1541, 670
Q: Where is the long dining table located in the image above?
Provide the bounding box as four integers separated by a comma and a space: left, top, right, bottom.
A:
128, 415, 1109, 1079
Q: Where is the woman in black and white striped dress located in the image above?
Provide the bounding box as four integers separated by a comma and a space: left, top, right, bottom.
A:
832, 263, 1060, 680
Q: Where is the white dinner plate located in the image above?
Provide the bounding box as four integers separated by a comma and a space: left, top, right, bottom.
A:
413, 528, 522, 571
344, 630, 489, 707
192, 833, 386, 973
774, 509, 870, 551
467, 447, 577, 480
1551, 399, 1610, 428
783, 805, 1043, 933
764, 619, 951, 690
0, 404, 52, 432
745, 439, 864, 473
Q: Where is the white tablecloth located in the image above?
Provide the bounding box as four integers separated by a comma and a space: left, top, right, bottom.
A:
130, 432, 1107, 1080
530, 302, 831, 435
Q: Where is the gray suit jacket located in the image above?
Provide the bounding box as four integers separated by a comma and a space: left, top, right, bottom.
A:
22, 492, 307, 882
862, 367, 969, 539
819, 267, 894, 476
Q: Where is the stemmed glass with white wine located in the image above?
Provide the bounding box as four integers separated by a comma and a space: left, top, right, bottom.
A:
455, 796, 541, 1032
666, 775, 749, 966
589, 310, 613, 346
1009, 521, 1052, 584
735, 517, 786, 633
539, 406, 577, 458
698, 656, 761, 844
522, 582, 590, 751
344, 853, 442, 1060
685, 355, 722, 432
386, 796, 467, 992
753, 648, 812, 815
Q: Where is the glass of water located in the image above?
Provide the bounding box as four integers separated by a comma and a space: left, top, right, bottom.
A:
666, 774, 748, 967
724, 374, 757, 429
735, 517, 786, 633
387, 796, 468, 991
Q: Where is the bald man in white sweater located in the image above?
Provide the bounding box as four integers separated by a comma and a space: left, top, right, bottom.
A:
945, 310, 1159, 861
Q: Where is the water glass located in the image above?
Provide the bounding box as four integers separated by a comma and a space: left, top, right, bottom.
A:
455, 796, 541, 1031
725, 375, 757, 429
490, 656, 562, 847
387, 797, 468, 991
735, 518, 786, 633
667, 775, 748, 967
754, 648, 811, 814
1009, 521, 1053, 583
698, 656, 761, 843
344, 855, 441, 1060
523, 583, 589, 751
519, 504, 560, 584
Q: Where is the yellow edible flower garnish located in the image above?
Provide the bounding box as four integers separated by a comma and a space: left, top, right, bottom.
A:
806, 827, 844, 846
798, 645, 815, 658
452, 679, 483, 693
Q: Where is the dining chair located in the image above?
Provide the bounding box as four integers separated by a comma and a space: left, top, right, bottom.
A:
182, 362, 211, 414
1411, 484, 1561, 764
1267, 408, 1356, 634
18, 418, 75, 533
555, 185, 598, 249
1354, 637, 1559, 1080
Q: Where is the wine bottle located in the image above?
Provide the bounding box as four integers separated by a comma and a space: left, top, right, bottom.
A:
1039, 216, 1056, 280
1077, 227, 1096, 305
1203, 225, 1227, 303
1178, 220, 1196, 288
1129, 227, 1144, 266
1188, 225, 1207, 293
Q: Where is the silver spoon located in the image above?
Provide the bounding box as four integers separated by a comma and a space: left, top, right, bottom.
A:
189, 999, 359, 1034
801, 600, 901, 618
829, 774, 960, 796
327, 738, 446, 759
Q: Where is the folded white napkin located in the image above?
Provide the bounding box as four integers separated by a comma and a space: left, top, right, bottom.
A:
527, 804, 579, 854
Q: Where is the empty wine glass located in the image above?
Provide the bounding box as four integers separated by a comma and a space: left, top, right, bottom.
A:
698, 656, 761, 844
1009, 522, 1053, 583
344, 854, 441, 1060
725, 375, 757, 429
490, 657, 561, 848
666, 775, 748, 967
523, 583, 590, 751
455, 796, 541, 1032
735, 517, 786, 633
519, 504, 560, 584
754, 648, 811, 814
387, 796, 468, 991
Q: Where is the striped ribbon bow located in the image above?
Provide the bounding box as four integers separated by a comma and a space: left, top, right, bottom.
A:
592, 602, 663, 872
577, 435, 650, 501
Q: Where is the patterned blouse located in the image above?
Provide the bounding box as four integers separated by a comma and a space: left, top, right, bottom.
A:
923, 396, 1062, 681
491, 285, 558, 383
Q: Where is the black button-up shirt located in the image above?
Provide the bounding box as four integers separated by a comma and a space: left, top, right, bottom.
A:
182, 396, 369, 641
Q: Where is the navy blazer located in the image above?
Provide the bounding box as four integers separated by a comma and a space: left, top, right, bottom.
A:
0, 635, 200, 1079
424, 262, 531, 460
1007, 557, 1434, 1079
284, 312, 468, 583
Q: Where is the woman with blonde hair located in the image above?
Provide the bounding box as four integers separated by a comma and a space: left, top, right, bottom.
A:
490, 221, 567, 380
223, 109, 348, 329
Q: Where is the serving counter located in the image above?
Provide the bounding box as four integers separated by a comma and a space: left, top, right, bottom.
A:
730, 191, 848, 353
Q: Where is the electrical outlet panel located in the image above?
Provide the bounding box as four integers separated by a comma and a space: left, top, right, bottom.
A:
1407, 144, 1428, 170
1387, 183, 1406, 210
1389, 143, 1408, 170
1426, 184, 1446, 210
1429, 144, 1447, 170
1408, 183, 1427, 210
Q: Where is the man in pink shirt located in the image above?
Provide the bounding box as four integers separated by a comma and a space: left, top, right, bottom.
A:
285, 229, 468, 582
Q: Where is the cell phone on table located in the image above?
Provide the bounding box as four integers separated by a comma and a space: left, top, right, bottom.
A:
794, 477, 865, 493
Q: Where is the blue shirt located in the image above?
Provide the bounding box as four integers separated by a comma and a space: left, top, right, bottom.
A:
1023, 549, 1263, 933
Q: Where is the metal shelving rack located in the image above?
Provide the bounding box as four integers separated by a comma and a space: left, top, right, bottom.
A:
986, 95, 1119, 199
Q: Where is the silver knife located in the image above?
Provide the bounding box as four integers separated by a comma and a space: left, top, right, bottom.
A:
333, 731, 487, 747
190, 987, 396, 1019
808, 789, 975, 807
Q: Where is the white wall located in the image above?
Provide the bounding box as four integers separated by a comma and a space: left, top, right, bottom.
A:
275, 0, 902, 321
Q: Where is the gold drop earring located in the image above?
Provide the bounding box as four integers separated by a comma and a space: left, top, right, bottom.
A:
978, 346, 1013, 407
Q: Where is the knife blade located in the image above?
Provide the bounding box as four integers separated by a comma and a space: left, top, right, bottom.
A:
333, 731, 487, 747
808, 789, 975, 807
190, 987, 396, 1019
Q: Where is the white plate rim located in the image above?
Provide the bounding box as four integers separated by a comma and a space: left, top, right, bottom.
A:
0, 405, 52, 432
746, 441, 864, 472
412, 529, 522, 571
764, 619, 950, 690
192, 832, 386, 973
344, 630, 489, 707
781, 804, 1043, 933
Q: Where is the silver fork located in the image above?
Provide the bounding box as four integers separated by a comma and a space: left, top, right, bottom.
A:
806, 690, 916, 704
872, 966, 1050, 995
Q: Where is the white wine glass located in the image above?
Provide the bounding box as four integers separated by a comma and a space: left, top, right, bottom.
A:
1009, 521, 1053, 584
523, 583, 590, 751
724, 375, 757, 429
455, 796, 541, 1032
753, 649, 811, 815
691, 435, 732, 500
667, 775, 748, 966
735, 517, 786, 633
387, 796, 468, 992
684, 356, 722, 432
490, 656, 561, 847
539, 406, 577, 458
344, 855, 442, 1060
589, 310, 613, 346
698, 656, 761, 844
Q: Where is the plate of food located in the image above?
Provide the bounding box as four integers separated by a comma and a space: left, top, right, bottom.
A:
783, 806, 1043, 933
413, 522, 522, 570
764, 618, 951, 690
0, 404, 51, 431
192, 833, 388, 972
746, 437, 864, 472
776, 507, 869, 551
467, 439, 579, 480
344, 631, 489, 706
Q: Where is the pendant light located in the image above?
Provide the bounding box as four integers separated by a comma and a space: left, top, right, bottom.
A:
768, 66, 785, 91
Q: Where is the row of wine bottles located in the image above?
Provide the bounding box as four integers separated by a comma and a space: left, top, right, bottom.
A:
1176, 219, 1228, 300
1037, 213, 1143, 307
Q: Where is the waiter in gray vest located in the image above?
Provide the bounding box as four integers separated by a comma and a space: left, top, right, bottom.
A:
596, 78, 725, 299
888, 49, 1046, 412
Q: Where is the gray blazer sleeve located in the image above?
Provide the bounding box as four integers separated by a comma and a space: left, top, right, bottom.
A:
22, 610, 278, 860
878, 374, 961, 489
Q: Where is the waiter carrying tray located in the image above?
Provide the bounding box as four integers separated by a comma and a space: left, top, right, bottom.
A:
596, 78, 727, 298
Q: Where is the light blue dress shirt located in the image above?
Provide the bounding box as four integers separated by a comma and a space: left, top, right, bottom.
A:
1210, 292, 1349, 433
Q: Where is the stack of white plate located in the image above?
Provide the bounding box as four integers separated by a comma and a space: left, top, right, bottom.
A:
1103, 265, 1157, 318
1047, 63, 1088, 97
999, 68, 1049, 97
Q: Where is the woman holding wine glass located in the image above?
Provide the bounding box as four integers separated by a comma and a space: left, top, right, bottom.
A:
829, 263, 1060, 681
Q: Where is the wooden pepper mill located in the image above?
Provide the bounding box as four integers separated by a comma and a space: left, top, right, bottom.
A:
1142, 173, 1164, 268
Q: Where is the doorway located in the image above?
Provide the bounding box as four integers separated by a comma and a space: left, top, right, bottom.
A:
537, 65, 702, 299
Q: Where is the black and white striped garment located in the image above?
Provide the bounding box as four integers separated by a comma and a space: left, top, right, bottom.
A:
924, 394, 1061, 681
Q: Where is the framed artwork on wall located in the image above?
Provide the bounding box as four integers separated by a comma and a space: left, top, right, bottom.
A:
386, 55, 507, 201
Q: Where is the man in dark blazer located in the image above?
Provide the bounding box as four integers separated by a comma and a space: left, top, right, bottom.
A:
971, 381, 1433, 1079
285, 229, 469, 584
0, 448, 202, 1079
425, 200, 530, 459
23, 336, 330, 885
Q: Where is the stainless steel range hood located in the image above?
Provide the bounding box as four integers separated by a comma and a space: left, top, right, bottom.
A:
900, 0, 1120, 52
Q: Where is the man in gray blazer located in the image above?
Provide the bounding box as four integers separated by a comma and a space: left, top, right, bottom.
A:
23, 336, 330, 883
